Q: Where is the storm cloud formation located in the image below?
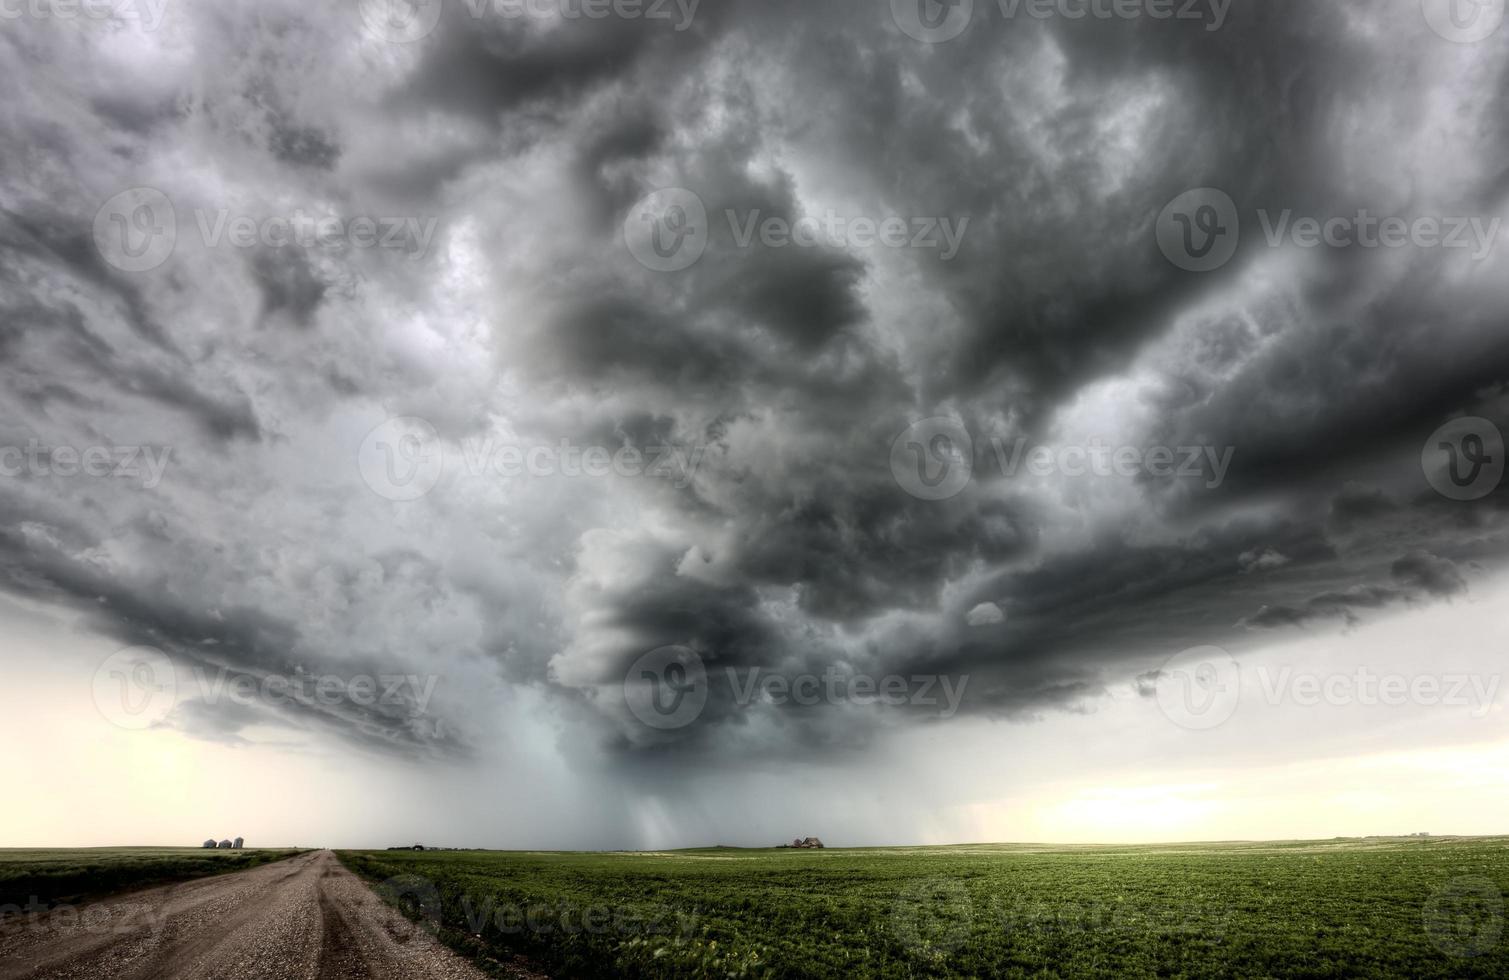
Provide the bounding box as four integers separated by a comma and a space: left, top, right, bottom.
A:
2, 0, 1508, 770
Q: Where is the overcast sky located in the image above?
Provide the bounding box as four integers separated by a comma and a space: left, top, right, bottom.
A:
2, 0, 1507, 849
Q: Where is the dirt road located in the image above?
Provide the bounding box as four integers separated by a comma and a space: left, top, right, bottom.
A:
0, 850, 506, 980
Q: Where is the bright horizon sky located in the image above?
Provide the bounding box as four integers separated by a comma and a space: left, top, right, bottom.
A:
5, 567, 1503, 850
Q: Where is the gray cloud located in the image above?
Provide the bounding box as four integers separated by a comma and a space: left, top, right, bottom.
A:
1, 0, 1507, 779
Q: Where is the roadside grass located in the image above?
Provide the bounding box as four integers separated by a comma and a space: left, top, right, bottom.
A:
339, 837, 1508, 978
0, 847, 306, 913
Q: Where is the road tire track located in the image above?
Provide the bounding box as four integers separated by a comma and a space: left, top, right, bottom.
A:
0, 851, 506, 980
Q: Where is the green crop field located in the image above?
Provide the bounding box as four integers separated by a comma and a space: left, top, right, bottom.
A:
0, 847, 307, 913
338, 837, 1508, 979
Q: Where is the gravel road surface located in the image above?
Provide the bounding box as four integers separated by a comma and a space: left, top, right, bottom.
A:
0, 850, 511, 979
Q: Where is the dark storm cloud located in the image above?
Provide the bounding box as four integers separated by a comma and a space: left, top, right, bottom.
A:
1329, 484, 1402, 530
1, 208, 179, 353
396, 14, 679, 123
267, 120, 341, 170
0, 196, 265, 441
0, 500, 464, 759
1390, 551, 1469, 598
250, 247, 329, 328
548, 4, 1509, 748
1240, 552, 1470, 630
3, 0, 1508, 766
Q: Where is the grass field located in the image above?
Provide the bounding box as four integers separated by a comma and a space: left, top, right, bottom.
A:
0, 847, 307, 913
338, 837, 1508, 978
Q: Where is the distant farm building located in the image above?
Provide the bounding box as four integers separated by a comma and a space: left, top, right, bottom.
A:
218, 839, 233, 849
783, 837, 825, 849
202, 839, 216, 849
233, 837, 244, 849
